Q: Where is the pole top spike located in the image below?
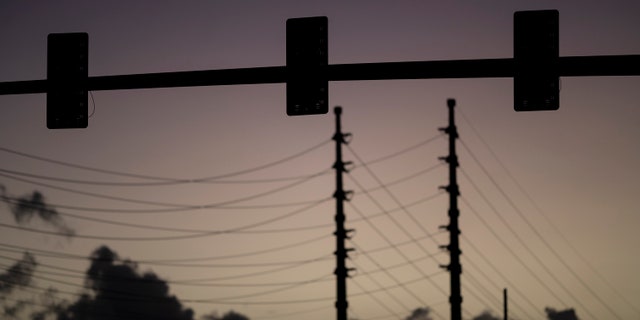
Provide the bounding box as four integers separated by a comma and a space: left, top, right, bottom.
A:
447, 99, 456, 108
334, 106, 342, 115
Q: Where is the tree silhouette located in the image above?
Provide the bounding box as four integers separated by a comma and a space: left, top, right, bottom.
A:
201, 310, 250, 320
545, 307, 580, 320
472, 310, 500, 320
57, 246, 194, 320
405, 307, 433, 320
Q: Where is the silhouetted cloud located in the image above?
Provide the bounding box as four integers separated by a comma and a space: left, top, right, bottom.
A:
57, 245, 194, 320
11, 191, 75, 237
2, 186, 74, 237
0, 252, 37, 295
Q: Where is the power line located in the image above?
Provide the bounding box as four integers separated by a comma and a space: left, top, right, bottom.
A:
3, 242, 330, 284
459, 238, 541, 319
346, 146, 450, 298
350, 269, 446, 316
347, 200, 447, 320
459, 109, 639, 319
0, 134, 441, 188
347, 146, 446, 253
1, 194, 332, 235
0, 163, 437, 216
0, 168, 331, 210
349, 245, 419, 314
351, 133, 444, 168
349, 239, 447, 319
0, 139, 332, 184
0, 237, 444, 290
462, 271, 503, 315
458, 186, 570, 308
0, 167, 332, 186
460, 140, 620, 320
0, 232, 330, 267
0, 197, 329, 241
0, 135, 441, 215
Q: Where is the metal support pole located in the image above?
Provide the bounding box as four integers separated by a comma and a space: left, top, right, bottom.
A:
1, 55, 640, 95
439, 98, 462, 320
333, 106, 353, 320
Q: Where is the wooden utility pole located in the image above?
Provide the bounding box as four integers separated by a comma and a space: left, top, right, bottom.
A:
333, 106, 354, 320
439, 99, 462, 320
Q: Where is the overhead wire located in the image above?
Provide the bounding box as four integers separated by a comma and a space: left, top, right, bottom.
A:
459, 238, 540, 319
459, 109, 635, 319
0, 197, 330, 241
0, 193, 332, 235
0, 169, 444, 221
0, 169, 438, 235
1, 191, 328, 214
0, 167, 332, 186
461, 271, 503, 315
0, 235, 445, 290
0, 231, 330, 266
350, 269, 446, 317
0, 133, 441, 187
458, 184, 570, 308
2, 194, 326, 213
460, 140, 619, 320
0, 136, 442, 215
0, 132, 444, 318
0, 167, 335, 186
186, 273, 333, 302
0, 167, 331, 211
349, 238, 448, 319
348, 248, 414, 314
347, 145, 446, 252
345, 145, 449, 298
347, 201, 447, 320
338, 135, 452, 318
0, 139, 332, 184
6, 269, 329, 312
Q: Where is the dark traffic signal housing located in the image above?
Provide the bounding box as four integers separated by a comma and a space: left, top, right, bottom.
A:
286, 16, 328, 116
47, 32, 88, 129
514, 10, 559, 111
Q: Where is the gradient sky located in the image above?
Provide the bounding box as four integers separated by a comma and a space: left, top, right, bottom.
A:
1, 1, 639, 319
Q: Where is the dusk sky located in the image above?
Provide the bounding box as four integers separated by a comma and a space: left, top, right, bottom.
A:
1, 1, 639, 319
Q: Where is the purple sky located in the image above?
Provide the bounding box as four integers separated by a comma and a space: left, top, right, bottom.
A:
1, 1, 639, 319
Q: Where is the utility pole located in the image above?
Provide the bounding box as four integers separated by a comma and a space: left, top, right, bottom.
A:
504, 288, 508, 320
439, 98, 462, 320
333, 106, 354, 320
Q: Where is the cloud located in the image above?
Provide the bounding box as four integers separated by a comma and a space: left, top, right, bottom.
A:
0, 252, 37, 296
57, 245, 194, 320
2, 187, 74, 237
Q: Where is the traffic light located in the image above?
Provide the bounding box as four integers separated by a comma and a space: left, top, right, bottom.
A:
47, 32, 88, 128
514, 10, 559, 111
286, 16, 328, 116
